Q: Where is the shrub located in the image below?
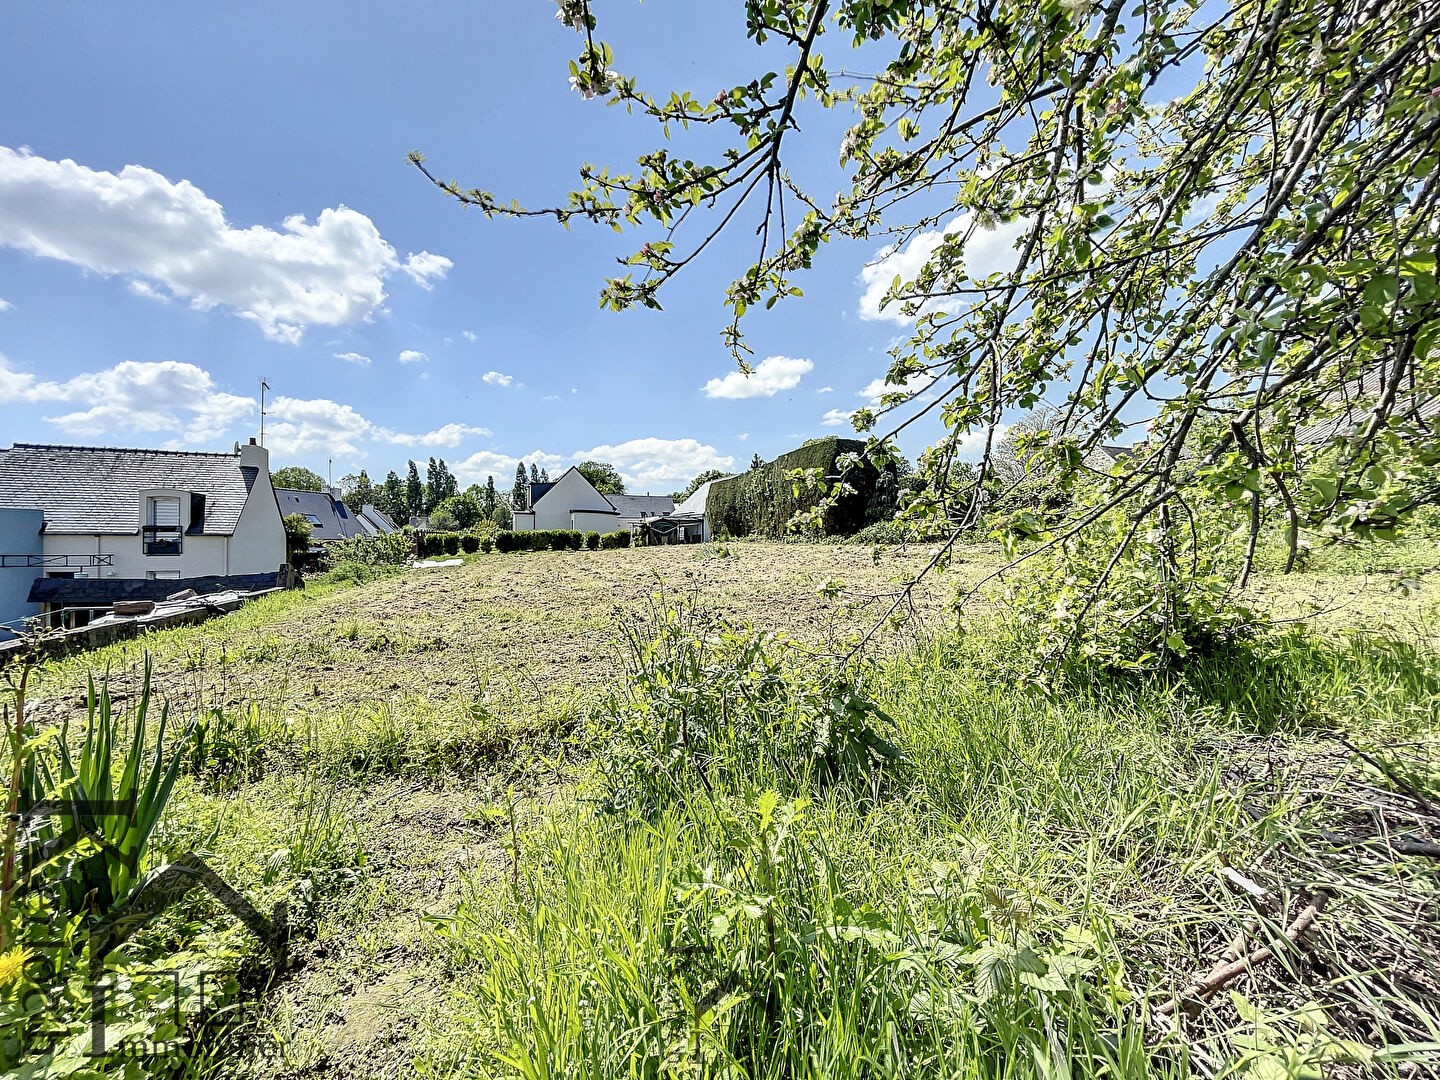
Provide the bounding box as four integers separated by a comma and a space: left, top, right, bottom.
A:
442, 533, 460, 556
567, 530, 584, 551
598, 529, 631, 549
460, 534, 480, 554
495, 530, 517, 553
595, 595, 905, 813
585, 531, 600, 550
479, 535, 494, 554
323, 530, 415, 583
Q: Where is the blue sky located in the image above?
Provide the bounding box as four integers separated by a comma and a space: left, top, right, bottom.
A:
0, 1, 991, 493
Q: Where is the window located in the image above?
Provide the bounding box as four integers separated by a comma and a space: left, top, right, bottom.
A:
146, 570, 182, 580
304, 514, 324, 526
144, 495, 183, 555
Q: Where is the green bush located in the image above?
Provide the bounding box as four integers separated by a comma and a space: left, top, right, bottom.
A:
443, 533, 460, 556
585, 531, 600, 550
322, 530, 415, 583
479, 535, 494, 554
598, 529, 631, 549
460, 534, 480, 554
707, 437, 895, 538
493, 529, 600, 553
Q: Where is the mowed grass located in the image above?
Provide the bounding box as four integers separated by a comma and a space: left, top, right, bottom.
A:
19, 541, 1440, 1079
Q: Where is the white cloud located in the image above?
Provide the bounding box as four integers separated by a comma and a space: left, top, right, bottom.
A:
816, 386, 833, 395
857, 214, 1030, 324
821, 408, 855, 427
454, 437, 734, 492
858, 373, 932, 405
0, 298, 12, 312
0, 351, 489, 456
398, 349, 428, 364
0, 145, 449, 343
265, 395, 489, 456
462, 330, 478, 342
482, 370, 515, 387
333, 351, 370, 366
401, 251, 452, 289
737, 432, 749, 441
0, 353, 252, 442
702, 355, 813, 399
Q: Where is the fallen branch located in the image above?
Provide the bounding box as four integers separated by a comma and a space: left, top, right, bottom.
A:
1157, 890, 1330, 1017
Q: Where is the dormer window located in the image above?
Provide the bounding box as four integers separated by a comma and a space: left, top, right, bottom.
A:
143, 495, 183, 556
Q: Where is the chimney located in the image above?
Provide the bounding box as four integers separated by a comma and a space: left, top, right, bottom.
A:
238, 437, 269, 471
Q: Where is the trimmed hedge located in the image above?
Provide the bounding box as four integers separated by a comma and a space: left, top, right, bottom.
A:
460, 534, 480, 554
492, 528, 630, 553
707, 436, 894, 538
417, 531, 464, 557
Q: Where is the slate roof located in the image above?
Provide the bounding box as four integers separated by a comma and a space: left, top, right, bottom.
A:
0, 443, 260, 536
606, 494, 675, 522
1294, 367, 1440, 445
274, 488, 364, 542
356, 505, 399, 535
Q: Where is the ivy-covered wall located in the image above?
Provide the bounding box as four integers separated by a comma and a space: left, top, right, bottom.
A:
706, 437, 893, 538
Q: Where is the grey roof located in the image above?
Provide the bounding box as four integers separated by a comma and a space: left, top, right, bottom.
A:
676, 479, 727, 515
1295, 367, 1439, 445
0, 443, 260, 536
606, 494, 674, 522
357, 504, 398, 534
274, 488, 364, 542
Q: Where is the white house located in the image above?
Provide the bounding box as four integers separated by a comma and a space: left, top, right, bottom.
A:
511, 467, 674, 533
0, 439, 287, 631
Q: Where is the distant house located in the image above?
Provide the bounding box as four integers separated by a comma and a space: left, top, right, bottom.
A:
1083, 445, 1136, 471
275, 487, 365, 543
512, 467, 674, 533
0, 439, 286, 634
1295, 367, 1440, 448
355, 505, 399, 536
651, 478, 727, 543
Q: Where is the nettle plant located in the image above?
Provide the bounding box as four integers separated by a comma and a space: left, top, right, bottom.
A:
415, 0, 1440, 669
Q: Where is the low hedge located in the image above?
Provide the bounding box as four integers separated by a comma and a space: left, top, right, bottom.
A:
417, 531, 463, 557
495, 528, 629, 552
460, 534, 480, 554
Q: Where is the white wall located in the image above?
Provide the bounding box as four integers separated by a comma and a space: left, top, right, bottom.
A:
571, 510, 622, 533
529, 469, 614, 531
42, 532, 230, 579
231, 443, 285, 574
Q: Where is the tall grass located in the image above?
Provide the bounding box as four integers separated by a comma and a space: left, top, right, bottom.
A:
422, 601, 1440, 1079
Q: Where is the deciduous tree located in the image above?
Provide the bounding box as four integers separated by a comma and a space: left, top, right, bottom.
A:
577, 460, 626, 494
271, 466, 326, 492
417, 0, 1440, 668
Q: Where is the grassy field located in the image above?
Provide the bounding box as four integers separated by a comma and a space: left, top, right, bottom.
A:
7, 539, 1440, 1078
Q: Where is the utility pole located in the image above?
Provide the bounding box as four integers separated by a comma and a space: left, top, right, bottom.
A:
328, 458, 333, 488
259, 379, 271, 446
